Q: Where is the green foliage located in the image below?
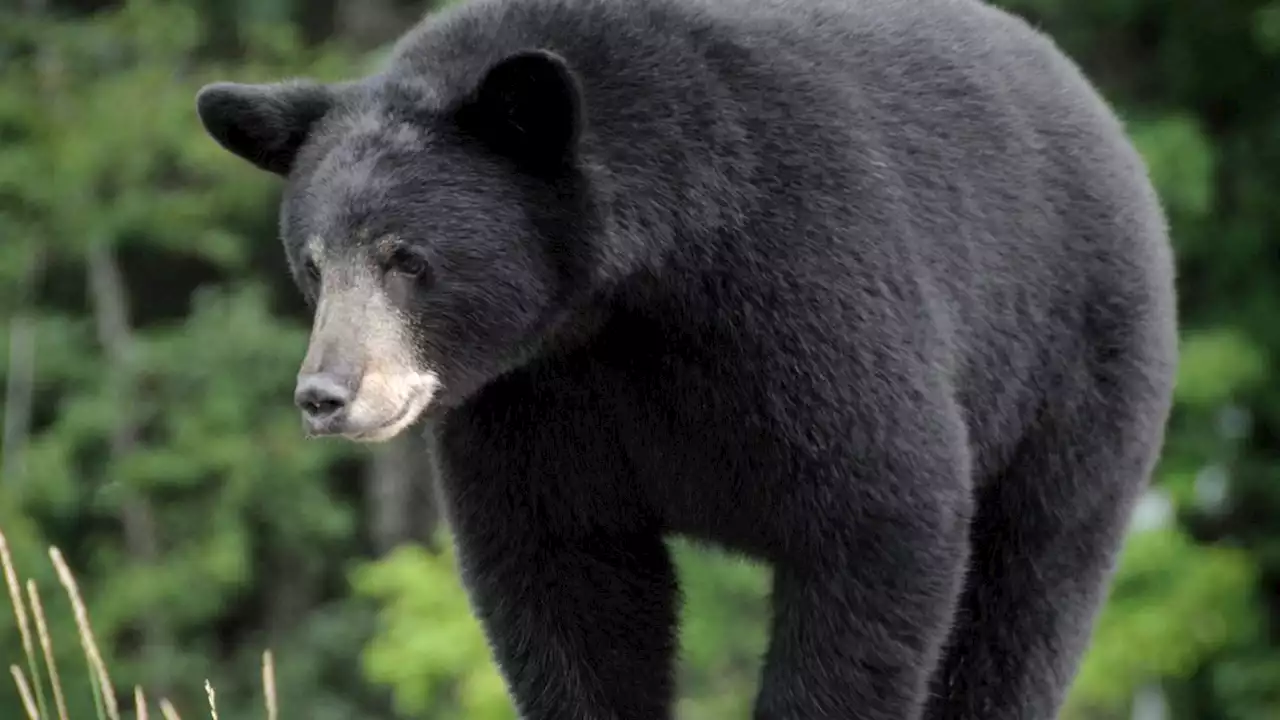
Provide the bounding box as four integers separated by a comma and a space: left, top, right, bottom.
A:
1065, 527, 1259, 717
1130, 113, 1215, 219
1175, 329, 1267, 408
353, 538, 775, 720
355, 543, 514, 720
669, 541, 771, 720
1, 0, 376, 716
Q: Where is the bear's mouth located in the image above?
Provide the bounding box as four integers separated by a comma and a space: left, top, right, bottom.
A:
342, 378, 440, 443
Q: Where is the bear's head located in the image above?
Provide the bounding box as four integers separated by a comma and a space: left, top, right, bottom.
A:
195, 49, 597, 442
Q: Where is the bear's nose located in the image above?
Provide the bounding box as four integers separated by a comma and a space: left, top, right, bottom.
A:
295, 373, 354, 434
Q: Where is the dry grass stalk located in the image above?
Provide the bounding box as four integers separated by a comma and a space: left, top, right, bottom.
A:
28, 579, 70, 720
5, 532, 282, 720
49, 546, 119, 720
1, 531, 50, 720
203, 679, 218, 720
11, 664, 40, 720
262, 650, 278, 720
134, 686, 149, 720
158, 697, 182, 720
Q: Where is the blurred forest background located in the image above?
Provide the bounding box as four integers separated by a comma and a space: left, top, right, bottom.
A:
0, 0, 1277, 718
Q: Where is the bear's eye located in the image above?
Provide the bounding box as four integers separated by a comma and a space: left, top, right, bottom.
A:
388, 247, 431, 281
303, 257, 321, 283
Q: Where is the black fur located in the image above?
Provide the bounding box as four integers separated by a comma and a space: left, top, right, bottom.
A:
195, 0, 1179, 717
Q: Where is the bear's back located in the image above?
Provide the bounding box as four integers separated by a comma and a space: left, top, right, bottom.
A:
384, 0, 1164, 285
386, 0, 1175, 472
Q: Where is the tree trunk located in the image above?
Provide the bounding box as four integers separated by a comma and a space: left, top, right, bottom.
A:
85, 239, 170, 698
367, 433, 439, 554
2, 249, 42, 484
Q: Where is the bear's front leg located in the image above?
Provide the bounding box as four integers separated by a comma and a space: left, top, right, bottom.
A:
435, 382, 680, 720
454, 523, 678, 720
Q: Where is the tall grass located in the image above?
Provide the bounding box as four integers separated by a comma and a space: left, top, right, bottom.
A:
1, 529, 279, 720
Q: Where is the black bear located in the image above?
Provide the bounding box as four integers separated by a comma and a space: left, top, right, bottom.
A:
194, 0, 1178, 717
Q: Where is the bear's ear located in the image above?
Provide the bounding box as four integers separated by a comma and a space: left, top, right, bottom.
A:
454, 49, 585, 171
195, 80, 336, 176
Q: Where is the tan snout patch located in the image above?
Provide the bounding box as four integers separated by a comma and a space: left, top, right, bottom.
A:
304, 271, 440, 443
